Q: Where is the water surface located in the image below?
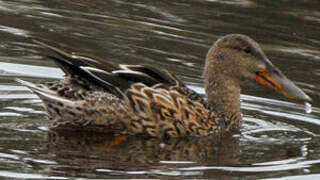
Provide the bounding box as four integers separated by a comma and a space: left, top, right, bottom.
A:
1, 0, 320, 179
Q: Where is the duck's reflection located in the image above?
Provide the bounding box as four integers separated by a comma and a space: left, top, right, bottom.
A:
36, 131, 307, 179
44, 131, 240, 166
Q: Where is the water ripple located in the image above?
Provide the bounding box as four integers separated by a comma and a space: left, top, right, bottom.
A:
0, 25, 29, 37
0, 0, 319, 179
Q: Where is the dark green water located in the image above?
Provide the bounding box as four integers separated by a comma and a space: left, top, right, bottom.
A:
0, 0, 320, 179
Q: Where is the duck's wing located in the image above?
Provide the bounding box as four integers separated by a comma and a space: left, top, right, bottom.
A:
32, 40, 187, 99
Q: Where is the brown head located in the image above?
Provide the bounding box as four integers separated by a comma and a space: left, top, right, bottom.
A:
204, 34, 311, 103
203, 34, 311, 130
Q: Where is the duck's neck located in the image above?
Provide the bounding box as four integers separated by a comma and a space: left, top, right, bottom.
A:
204, 76, 242, 131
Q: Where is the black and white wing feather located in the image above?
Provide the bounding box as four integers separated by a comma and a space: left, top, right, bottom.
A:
32, 40, 186, 99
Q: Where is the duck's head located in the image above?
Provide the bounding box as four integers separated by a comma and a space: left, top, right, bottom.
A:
204, 34, 311, 103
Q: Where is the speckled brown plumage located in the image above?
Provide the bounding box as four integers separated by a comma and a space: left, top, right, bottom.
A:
17, 34, 311, 137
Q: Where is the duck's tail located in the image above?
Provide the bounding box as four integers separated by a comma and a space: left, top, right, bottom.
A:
16, 78, 95, 128
16, 78, 76, 106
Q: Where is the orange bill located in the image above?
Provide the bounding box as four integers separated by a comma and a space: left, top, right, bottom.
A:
255, 69, 312, 102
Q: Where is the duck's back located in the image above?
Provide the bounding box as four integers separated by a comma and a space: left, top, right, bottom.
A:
18, 41, 215, 137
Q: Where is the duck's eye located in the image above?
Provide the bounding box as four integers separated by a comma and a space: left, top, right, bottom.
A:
244, 47, 251, 54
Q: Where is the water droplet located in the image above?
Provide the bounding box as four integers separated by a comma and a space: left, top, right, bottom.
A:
159, 143, 165, 148
303, 168, 310, 174
305, 102, 312, 114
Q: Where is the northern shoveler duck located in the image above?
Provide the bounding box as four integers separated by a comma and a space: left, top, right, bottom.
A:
17, 34, 312, 137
